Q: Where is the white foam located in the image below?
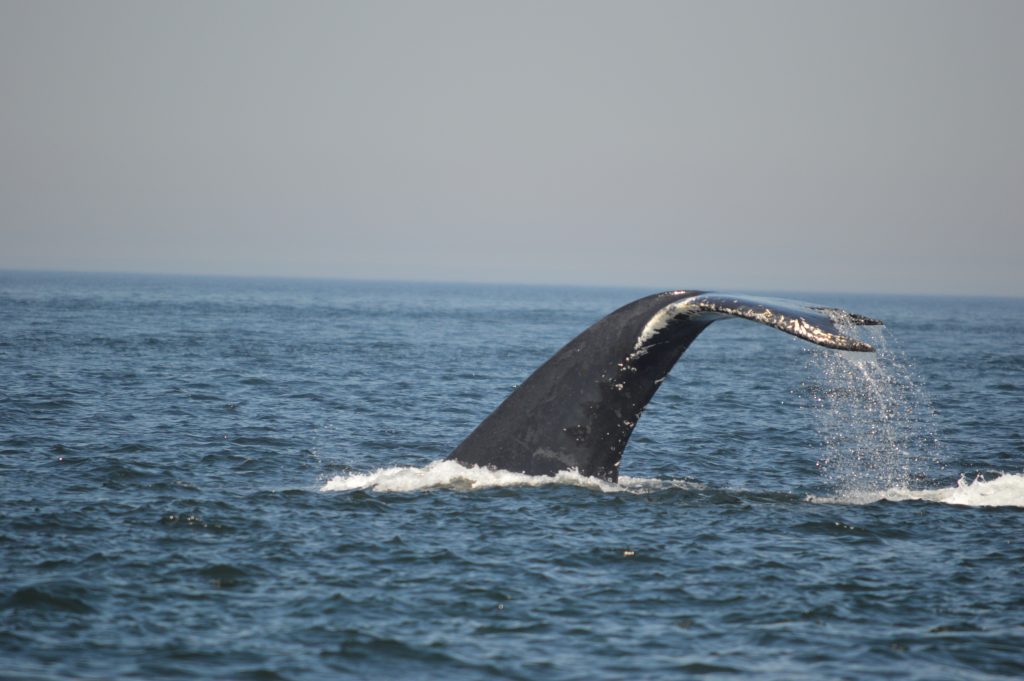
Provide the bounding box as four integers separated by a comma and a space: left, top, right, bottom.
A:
320, 459, 701, 494
810, 473, 1024, 508
322, 462, 1024, 507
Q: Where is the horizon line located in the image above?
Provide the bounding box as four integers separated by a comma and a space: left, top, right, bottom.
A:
1, 266, 1021, 301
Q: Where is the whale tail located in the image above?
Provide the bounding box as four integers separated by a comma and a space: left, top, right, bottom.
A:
646, 293, 882, 352
447, 291, 881, 481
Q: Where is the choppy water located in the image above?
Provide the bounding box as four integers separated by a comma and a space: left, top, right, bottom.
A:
2, 271, 1022, 680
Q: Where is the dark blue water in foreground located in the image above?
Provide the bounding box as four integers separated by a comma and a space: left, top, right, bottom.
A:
2, 271, 1022, 680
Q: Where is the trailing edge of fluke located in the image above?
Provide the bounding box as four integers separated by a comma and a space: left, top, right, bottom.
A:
446, 290, 882, 482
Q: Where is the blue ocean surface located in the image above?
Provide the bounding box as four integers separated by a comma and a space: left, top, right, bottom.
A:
1, 271, 1022, 680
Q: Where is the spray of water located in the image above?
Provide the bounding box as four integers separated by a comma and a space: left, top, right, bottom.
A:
804, 316, 943, 495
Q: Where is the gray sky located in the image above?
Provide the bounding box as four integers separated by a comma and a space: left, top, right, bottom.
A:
2, 1, 1022, 295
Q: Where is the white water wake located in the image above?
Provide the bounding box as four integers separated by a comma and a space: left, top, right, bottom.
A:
320, 459, 700, 494
811, 473, 1024, 508
323, 461, 1023, 507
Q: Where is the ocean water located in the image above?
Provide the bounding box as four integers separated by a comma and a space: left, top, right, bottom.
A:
1, 271, 1022, 680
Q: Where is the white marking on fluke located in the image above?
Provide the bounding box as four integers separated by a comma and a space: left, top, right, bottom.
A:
630, 296, 702, 359
630, 293, 875, 357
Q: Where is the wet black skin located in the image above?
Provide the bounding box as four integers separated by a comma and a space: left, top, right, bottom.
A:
446, 291, 880, 482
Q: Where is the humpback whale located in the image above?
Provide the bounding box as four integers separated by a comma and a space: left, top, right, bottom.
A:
447, 291, 881, 482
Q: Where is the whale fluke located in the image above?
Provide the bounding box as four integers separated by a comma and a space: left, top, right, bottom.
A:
446, 291, 881, 482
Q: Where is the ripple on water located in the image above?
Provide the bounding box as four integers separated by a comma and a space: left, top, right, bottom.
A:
3, 277, 1024, 680
1, 581, 95, 615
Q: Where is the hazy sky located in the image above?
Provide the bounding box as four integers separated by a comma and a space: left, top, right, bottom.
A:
2, 1, 1022, 295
